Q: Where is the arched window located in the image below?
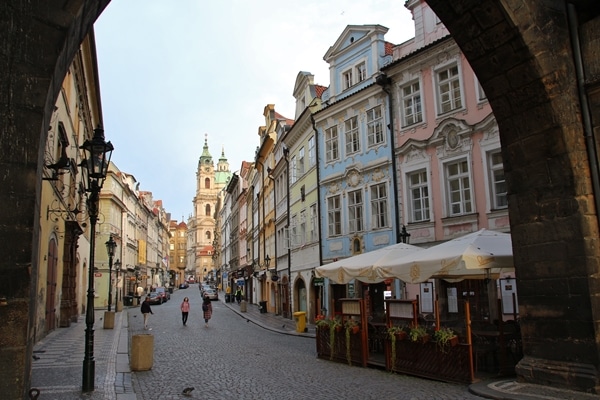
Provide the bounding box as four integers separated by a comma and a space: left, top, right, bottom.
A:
206, 231, 211, 240
205, 177, 210, 189
205, 204, 211, 216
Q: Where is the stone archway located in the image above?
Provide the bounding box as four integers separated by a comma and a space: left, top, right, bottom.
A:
427, 0, 600, 392
0, 1, 110, 397
2, 0, 600, 396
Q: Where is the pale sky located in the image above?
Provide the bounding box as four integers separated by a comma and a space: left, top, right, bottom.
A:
94, 0, 416, 221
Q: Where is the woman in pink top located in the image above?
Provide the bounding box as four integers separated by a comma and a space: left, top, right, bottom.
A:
180, 297, 190, 326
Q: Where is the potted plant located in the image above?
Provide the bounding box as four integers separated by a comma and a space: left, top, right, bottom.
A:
387, 325, 407, 341
316, 316, 342, 360
387, 325, 406, 369
344, 318, 360, 365
409, 324, 430, 343
345, 318, 360, 334
433, 327, 458, 352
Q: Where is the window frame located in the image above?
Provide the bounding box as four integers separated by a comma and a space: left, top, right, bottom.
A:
408, 169, 431, 223
367, 106, 385, 147
435, 64, 463, 115
488, 150, 507, 210
370, 183, 389, 229
444, 157, 473, 216
344, 116, 360, 155
327, 195, 342, 237
348, 189, 364, 233
325, 126, 339, 163
401, 80, 423, 127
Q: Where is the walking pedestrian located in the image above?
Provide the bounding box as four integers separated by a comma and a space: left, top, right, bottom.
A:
235, 287, 243, 304
202, 296, 213, 327
141, 296, 153, 330
180, 297, 190, 326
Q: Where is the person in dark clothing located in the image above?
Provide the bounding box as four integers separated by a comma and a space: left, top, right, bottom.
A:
141, 296, 154, 330
202, 296, 213, 327
235, 288, 243, 304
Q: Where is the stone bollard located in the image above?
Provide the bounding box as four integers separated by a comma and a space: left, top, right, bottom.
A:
131, 334, 154, 371
240, 300, 247, 313
103, 311, 115, 329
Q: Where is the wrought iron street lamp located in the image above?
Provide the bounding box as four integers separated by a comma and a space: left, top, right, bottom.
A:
105, 235, 116, 312
80, 125, 113, 392
113, 259, 121, 310
399, 225, 411, 244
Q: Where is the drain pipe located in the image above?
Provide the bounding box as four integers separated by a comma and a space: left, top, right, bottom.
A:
311, 114, 326, 316
566, 2, 600, 227
376, 73, 402, 243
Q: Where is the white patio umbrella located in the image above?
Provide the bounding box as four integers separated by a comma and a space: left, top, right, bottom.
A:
315, 242, 423, 284
375, 229, 514, 283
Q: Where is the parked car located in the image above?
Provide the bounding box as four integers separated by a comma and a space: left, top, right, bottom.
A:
146, 292, 163, 305
155, 287, 170, 302
203, 288, 218, 301
179, 282, 189, 289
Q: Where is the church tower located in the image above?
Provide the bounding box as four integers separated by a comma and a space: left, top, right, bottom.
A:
191, 135, 232, 281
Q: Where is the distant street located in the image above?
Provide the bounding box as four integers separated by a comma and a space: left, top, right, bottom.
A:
128, 286, 484, 399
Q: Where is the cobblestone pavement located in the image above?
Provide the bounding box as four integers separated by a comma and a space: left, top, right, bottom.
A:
31, 308, 134, 400
129, 286, 484, 400
30, 285, 600, 400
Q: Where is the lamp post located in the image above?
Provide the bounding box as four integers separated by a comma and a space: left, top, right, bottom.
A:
399, 225, 411, 244
81, 125, 114, 393
114, 259, 121, 310
105, 235, 116, 312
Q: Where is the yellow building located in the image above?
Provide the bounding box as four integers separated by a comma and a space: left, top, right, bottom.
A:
36, 31, 102, 340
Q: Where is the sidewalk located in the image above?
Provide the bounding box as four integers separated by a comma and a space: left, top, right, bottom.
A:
30, 298, 600, 400
30, 309, 135, 400
223, 297, 316, 338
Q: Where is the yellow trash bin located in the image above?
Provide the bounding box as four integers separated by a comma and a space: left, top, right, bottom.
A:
293, 311, 306, 333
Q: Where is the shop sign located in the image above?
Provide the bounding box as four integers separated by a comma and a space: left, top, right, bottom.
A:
313, 277, 324, 286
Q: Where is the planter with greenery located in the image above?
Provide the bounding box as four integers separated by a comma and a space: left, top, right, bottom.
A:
344, 318, 360, 365
433, 327, 458, 352
409, 324, 430, 343
387, 325, 407, 368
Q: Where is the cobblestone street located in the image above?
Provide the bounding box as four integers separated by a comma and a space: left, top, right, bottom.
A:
129, 287, 483, 400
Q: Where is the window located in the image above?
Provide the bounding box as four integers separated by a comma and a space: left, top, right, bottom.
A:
445, 159, 472, 216
356, 62, 367, 82
367, 106, 384, 146
408, 170, 430, 222
345, 116, 360, 155
348, 189, 363, 233
205, 177, 210, 189
437, 65, 462, 114
308, 136, 316, 166
291, 214, 298, 246
327, 195, 342, 237
206, 231, 211, 240
402, 81, 423, 126
489, 151, 507, 209
310, 203, 317, 241
343, 69, 353, 89
291, 155, 297, 184
477, 79, 487, 102
170, 243, 175, 250
205, 204, 211, 216
299, 210, 306, 245
325, 126, 339, 163
298, 147, 305, 175
371, 183, 388, 229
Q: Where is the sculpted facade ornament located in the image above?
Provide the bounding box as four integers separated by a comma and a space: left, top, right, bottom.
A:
347, 170, 362, 187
